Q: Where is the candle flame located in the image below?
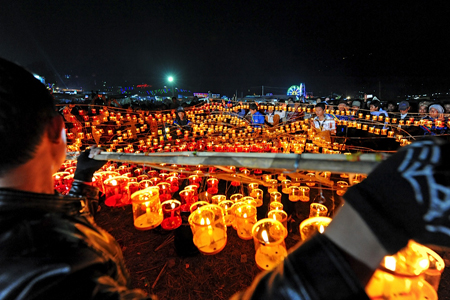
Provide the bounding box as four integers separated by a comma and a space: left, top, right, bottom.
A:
319, 225, 325, 233
200, 217, 211, 226
111, 179, 118, 186
385, 256, 396, 272
261, 230, 269, 243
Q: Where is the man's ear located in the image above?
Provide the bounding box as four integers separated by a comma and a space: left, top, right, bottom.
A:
47, 115, 65, 143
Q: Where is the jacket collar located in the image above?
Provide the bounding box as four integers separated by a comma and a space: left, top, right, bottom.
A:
0, 188, 83, 215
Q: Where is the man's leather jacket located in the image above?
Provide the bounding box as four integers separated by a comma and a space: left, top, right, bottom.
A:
0, 182, 150, 299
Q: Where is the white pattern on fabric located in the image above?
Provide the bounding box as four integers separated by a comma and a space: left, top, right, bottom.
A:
397, 140, 450, 236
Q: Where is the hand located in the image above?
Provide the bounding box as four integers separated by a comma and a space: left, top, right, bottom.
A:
73, 146, 106, 182
343, 138, 450, 253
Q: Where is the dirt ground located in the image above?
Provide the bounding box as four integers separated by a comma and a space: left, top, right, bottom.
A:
95, 198, 450, 300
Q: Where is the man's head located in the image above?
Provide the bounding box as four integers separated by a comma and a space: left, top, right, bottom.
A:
177, 106, 186, 119
0, 58, 63, 176
418, 101, 430, 116
249, 103, 258, 114
338, 100, 348, 111
351, 100, 361, 111
398, 101, 410, 114
314, 102, 326, 117
370, 100, 381, 112
429, 104, 444, 119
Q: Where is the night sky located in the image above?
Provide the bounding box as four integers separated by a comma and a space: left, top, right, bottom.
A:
1, 1, 449, 98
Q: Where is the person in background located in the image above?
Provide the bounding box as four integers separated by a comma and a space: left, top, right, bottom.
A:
420, 104, 447, 135
274, 103, 287, 123
311, 102, 336, 142
351, 100, 362, 113
418, 101, 431, 118
173, 106, 191, 127
398, 101, 413, 121
395, 101, 421, 136
369, 100, 388, 118
287, 101, 303, 122
265, 104, 280, 127
443, 102, 450, 116
0, 57, 153, 299
248, 103, 265, 127
170, 96, 180, 109
238, 101, 247, 118
385, 101, 396, 113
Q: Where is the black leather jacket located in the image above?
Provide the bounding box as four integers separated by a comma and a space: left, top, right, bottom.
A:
0, 182, 150, 300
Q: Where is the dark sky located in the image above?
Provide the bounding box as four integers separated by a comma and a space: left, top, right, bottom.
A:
1, 1, 449, 98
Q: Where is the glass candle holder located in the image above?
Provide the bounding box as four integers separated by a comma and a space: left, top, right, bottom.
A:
288, 186, 301, 202
235, 204, 257, 240
305, 173, 316, 187
161, 200, 182, 230
267, 179, 278, 193
269, 191, 282, 203
268, 210, 288, 229
167, 176, 179, 193
248, 182, 259, 195
252, 218, 288, 270
366, 241, 439, 300
249, 188, 263, 207
211, 195, 226, 205
104, 176, 130, 207
189, 201, 210, 213
95, 171, 120, 193
269, 201, 284, 212
131, 187, 163, 230
127, 181, 139, 200
281, 179, 292, 194
206, 178, 219, 194
299, 217, 332, 241
188, 204, 227, 255
185, 184, 199, 202
139, 179, 154, 190
230, 193, 243, 203
309, 203, 328, 218
179, 189, 195, 212
298, 186, 310, 202
336, 181, 349, 196
218, 200, 235, 227
136, 174, 149, 182
149, 177, 162, 186
241, 196, 257, 207
159, 172, 170, 182
188, 174, 202, 188
157, 182, 172, 202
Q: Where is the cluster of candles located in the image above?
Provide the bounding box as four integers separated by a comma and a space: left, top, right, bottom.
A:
62, 102, 437, 155
53, 158, 445, 294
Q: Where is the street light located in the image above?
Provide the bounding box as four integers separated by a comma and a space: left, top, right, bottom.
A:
167, 76, 174, 97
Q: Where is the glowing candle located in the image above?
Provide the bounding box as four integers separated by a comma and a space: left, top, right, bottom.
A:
252, 219, 288, 270
299, 217, 332, 241
131, 187, 162, 230
189, 204, 227, 254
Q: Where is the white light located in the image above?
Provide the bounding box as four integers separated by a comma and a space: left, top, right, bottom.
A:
168, 76, 174, 82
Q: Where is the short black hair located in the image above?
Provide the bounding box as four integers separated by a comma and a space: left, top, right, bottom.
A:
249, 103, 258, 110
315, 102, 326, 110
0, 58, 57, 175
370, 100, 381, 108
